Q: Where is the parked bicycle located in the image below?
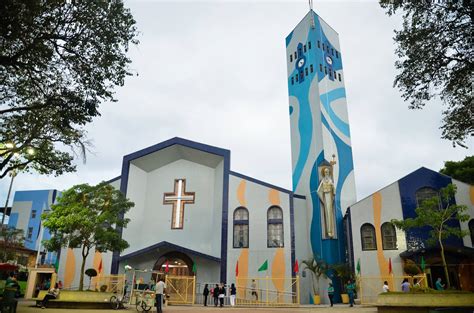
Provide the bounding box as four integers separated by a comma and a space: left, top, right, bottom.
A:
110, 292, 129, 310
135, 290, 154, 312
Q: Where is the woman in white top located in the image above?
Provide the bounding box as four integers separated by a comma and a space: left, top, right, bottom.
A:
382, 281, 390, 292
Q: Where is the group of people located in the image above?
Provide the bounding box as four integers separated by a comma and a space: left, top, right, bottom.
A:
202, 283, 237, 307
382, 277, 445, 293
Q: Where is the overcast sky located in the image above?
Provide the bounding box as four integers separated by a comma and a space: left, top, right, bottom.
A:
1, 0, 472, 212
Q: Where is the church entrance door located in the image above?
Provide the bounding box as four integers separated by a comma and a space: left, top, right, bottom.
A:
153, 251, 194, 276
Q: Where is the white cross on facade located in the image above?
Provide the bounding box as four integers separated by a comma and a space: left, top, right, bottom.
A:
163, 179, 195, 229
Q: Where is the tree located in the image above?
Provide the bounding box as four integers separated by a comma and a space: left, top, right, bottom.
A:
302, 255, 329, 296
42, 182, 134, 291
0, 0, 139, 178
379, 1, 473, 147
85, 268, 97, 290
391, 184, 469, 289
0, 226, 25, 263
440, 156, 474, 185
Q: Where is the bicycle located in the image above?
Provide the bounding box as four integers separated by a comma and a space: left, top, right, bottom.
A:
110, 292, 129, 310
135, 290, 154, 312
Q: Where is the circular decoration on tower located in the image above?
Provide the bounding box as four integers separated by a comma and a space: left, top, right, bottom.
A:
326, 55, 333, 65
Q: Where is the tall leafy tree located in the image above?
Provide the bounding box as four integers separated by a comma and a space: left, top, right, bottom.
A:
0, 0, 138, 178
0, 226, 25, 263
42, 182, 134, 291
379, 1, 473, 147
391, 184, 469, 288
440, 156, 474, 185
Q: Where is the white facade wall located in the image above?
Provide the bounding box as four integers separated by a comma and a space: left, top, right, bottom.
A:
452, 179, 474, 247
122, 158, 223, 258
226, 175, 293, 289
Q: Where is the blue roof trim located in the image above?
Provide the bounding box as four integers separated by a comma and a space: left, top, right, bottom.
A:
119, 241, 221, 263
229, 171, 293, 194
122, 137, 230, 164
105, 176, 121, 184
111, 137, 231, 275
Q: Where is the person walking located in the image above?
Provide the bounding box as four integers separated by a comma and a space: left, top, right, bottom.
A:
382, 281, 390, 292
218, 283, 226, 307
213, 283, 219, 307
401, 278, 410, 292
203, 284, 209, 306
41, 283, 60, 309
346, 279, 355, 307
155, 277, 166, 313
327, 283, 334, 307
251, 279, 258, 301
230, 283, 236, 307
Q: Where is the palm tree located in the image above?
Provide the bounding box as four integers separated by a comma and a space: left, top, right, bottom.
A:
302, 255, 329, 296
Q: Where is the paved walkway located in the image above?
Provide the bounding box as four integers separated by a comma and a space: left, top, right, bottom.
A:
16, 300, 377, 313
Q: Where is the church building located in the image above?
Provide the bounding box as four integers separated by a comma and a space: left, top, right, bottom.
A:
6, 7, 473, 306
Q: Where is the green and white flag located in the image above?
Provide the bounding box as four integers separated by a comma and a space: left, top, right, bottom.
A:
258, 260, 268, 272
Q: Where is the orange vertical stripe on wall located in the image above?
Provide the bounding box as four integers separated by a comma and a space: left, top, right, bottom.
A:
268, 189, 280, 206
372, 192, 393, 289
91, 251, 102, 290
236, 249, 249, 299
63, 248, 76, 289
237, 180, 247, 207
271, 247, 286, 302
469, 186, 474, 205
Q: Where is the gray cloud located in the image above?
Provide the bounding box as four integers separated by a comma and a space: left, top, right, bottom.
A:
1, 1, 472, 209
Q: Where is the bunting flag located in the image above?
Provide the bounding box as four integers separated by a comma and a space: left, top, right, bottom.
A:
388, 258, 392, 274
356, 258, 361, 276
98, 259, 103, 274
165, 260, 169, 273
235, 261, 239, 277
258, 260, 268, 272
421, 256, 426, 272
293, 260, 299, 274
192, 263, 197, 273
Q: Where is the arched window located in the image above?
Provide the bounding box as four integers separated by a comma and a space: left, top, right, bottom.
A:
469, 219, 474, 248
233, 207, 249, 248
267, 206, 284, 248
381, 222, 397, 250
361, 223, 376, 251
416, 187, 441, 209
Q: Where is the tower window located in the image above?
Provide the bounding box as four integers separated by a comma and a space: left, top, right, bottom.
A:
336, 51, 339, 58
308, 41, 311, 49
310, 64, 313, 73
294, 51, 297, 59
298, 48, 302, 57
331, 48, 334, 56
290, 54, 293, 62
324, 66, 327, 74
31, 210, 36, 219
299, 72, 303, 80
319, 64, 323, 72
338, 73, 341, 81
317, 40, 320, 48
322, 43, 325, 51
305, 67, 308, 76
291, 77, 294, 85
295, 74, 298, 82
27, 227, 33, 239
304, 45, 307, 53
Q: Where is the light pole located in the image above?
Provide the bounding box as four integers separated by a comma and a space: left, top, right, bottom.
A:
1, 170, 16, 226
0, 143, 35, 226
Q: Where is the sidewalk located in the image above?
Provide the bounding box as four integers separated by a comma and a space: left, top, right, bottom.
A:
16, 300, 377, 313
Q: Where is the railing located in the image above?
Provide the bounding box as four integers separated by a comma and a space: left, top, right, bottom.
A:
195, 276, 300, 307
358, 274, 428, 305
